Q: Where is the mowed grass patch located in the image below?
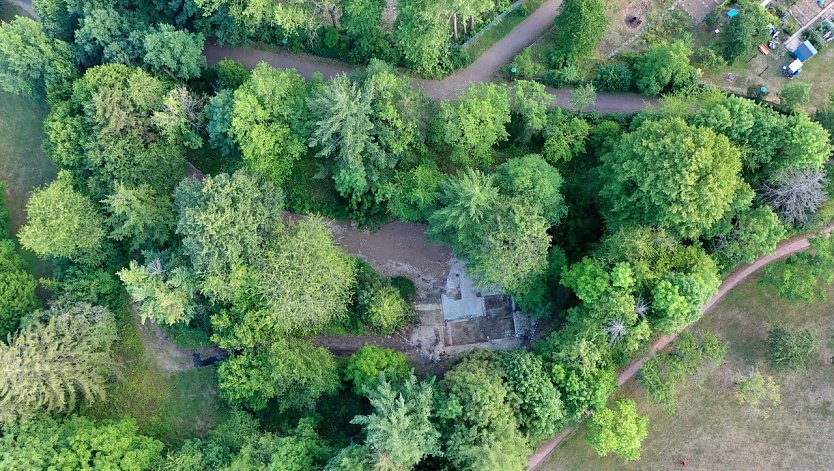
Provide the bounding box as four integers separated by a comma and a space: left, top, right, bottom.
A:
541, 273, 834, 470
82, 304, 230, 446
0, 92, 56, 278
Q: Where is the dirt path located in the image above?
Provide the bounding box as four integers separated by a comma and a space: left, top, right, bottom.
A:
527, 223, 834, 470
130, 303, 226, 374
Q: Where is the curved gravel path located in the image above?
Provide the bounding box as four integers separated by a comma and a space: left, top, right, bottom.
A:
527, 223, 834, 470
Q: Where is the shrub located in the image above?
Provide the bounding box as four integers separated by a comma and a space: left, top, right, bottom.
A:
593, 63, 633, 92
735, 368, 781, 418
355, 262, 415, 334
344, 345, 410, 396
694, 47, 727, 69
586, 398, 648, 461
509, 48, 544, 79
767, 326, 820, 371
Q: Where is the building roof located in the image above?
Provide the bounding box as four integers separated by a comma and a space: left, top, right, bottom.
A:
794, 40, 819, 62
787, 58, 803, 73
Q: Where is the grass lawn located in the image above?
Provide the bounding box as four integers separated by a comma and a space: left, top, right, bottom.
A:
0, 92, 57, 278
466, 0, 548, 60
540, 274, 834, 470
82, 305, 230, 445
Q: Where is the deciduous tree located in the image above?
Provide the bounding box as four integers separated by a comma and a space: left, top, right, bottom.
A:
18, 172, 107, 264
437, 83, 511, 167
586, 399, 648, 461
0, 17, 76, 99
600, 118, 744, 239
0, 240, 37, 338
143, 24, 206, 80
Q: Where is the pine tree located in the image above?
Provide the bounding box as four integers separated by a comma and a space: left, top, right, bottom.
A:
351, 374, 440, 470
0, 301, 117, 425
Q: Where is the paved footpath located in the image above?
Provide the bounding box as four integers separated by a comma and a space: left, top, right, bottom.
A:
203, 0, 656, 113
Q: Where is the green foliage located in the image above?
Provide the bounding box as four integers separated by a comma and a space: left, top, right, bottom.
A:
0, 301, 117, 425
225, 417, 333, 471
344, 345, 410, 396
778, 82, 812, 112
693, 95, 832, 175
735, 368, 781, 418
569, 83, 597, 112
174, 171, 283, 302
231, 63, 308, 187
694, 46, 727, 69
308, 74, 387, 207
351, 374, 440, 470
634, 40, 699, 96
216, 339, 339, 412
354, 262, 414, 334
143, 24, 206, 80
384, 164, 444, 222
541, 109, 590, 164
767, 326, 820, 371
509, 48, 544, 79
594, 63, 633, 92
0, 415, 164, 470
205, 89, 239, 158
0, 17, 76, 99
104, 183, 176, 251
813, 100, 834, 147
219, 217, 357, 339
551, 0, 608, 64
711, 205, 785, 271
760, 234, 834, 303
586, 398, 648, 461
43, 63, 187, 198
41, 265, 124, 311
210, 59, 251, 91
600, 117, 744, 239
437, 352, 530, 471
0, 240, 37, 338
639, 331, 727, 412
340, 0, 385, 62
721, 1, 773, 63
496, 154, 566, 225
437, 83, 511, 167
119, 258, 199, 325
510, 80, 552, 143
73, 7, 148, 65
18, 171, 106, 264
500, 350, 565, 443
324, 444, 374, 471
395, 0, 452, 77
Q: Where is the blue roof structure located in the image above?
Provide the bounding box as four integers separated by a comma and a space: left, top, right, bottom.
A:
793, 40, 818, 62
727, 8, 739, 18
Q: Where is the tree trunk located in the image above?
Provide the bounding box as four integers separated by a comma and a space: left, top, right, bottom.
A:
329, 7, 338, 28
470, 16, 475, 31
453, 13, 458, 39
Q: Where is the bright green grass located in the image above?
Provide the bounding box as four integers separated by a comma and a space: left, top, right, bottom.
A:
541, 274, 834, 470
466, 0, 548, 61
83, 306, 230, 445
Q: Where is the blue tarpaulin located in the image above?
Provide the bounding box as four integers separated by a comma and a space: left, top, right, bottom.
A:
793, 40, 819, 62
727, 8, 739, 18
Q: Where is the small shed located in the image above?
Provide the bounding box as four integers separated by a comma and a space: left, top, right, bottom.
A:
792, 40, 819, 62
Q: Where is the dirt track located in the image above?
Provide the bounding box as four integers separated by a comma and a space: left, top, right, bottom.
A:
527, 223, 834, 470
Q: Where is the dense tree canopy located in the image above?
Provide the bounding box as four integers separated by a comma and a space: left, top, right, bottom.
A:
600, 118, 744, 239
174, 171, 283, 301
0, 241, 38, 338
230, 64, 308, 187
18, 172, 107, 264
0, 415, 164, 470
142, 24, 206, 80
0, 302, 117, 425
437, 83, 511, 167
0, 17, 75, 99
551, 0, 608, 64
634, 41, 698, 96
